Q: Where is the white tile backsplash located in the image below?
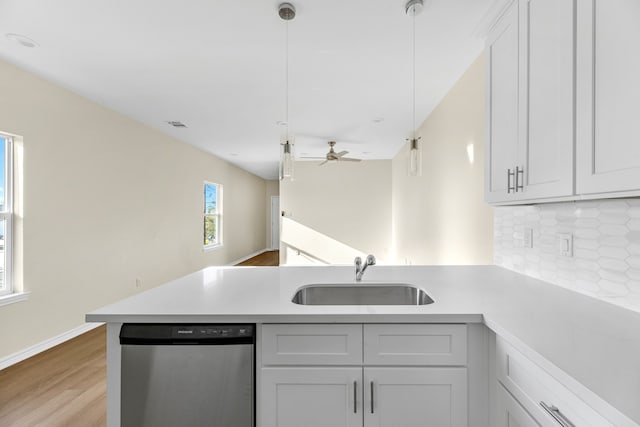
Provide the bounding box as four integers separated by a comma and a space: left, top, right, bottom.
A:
494, 198, 640, 312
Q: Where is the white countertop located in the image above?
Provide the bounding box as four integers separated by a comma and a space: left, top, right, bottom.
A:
86, 265, 640, 424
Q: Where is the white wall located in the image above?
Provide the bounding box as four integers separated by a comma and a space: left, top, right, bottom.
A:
0, 59, 267, 360
391, 55, 493, 265
280, 160, 392, 265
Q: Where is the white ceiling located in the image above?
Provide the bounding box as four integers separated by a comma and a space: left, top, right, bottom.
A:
0, 0, 495, 179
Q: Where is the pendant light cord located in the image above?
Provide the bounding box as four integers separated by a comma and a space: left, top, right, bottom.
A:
285, 19, 290, 141
412, 7, 416, 139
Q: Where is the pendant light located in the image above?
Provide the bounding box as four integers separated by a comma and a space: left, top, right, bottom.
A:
279, 3, 296, 181
406, 0, 423, 177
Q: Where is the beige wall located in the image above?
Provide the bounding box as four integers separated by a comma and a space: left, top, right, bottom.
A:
280, 160, 392, 265
391, 55, 493, 264
265, 180, 279, 250
0, 59, 267, 360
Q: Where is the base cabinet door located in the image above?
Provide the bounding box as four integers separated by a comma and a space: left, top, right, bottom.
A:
261, 367, 363, 427
364, 367, 468, 427
495, 384, 540, 427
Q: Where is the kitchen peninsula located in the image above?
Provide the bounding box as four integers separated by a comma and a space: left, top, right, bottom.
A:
87, 265, 640, 427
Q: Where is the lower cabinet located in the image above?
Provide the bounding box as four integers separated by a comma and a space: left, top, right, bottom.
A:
495, 383, 539, 427
261, 367, 362, 427
260, 323, 470, 427
261, 366, 467, 427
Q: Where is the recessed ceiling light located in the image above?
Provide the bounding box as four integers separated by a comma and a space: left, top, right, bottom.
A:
276, 121, 287, 126
5, 33, 38, 48
229, 153, 239, 157
373, 117, 384, 123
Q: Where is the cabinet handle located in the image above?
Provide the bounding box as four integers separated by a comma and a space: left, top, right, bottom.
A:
540, 402, 575, 427
507, 168, 515, 193
353, 381, 357, 414
370, 380, 375, 414
515, 166, 524, 192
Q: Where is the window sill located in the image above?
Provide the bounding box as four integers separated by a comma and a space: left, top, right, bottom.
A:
0, 291, 31, 307
203, 243, 223, 253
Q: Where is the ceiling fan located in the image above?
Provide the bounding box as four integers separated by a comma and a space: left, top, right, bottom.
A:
301, 141, 362, 166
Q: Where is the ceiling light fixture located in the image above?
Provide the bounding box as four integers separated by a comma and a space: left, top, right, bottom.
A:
278, 3, 296, 181
5, 33, 38, 48
406, 0, 423, 177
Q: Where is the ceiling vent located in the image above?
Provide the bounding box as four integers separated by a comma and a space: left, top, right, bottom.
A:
166, 121, 187, 128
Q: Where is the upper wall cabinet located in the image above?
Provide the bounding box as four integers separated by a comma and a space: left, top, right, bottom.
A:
576, 0, 640, 195
485, 0, 575, 205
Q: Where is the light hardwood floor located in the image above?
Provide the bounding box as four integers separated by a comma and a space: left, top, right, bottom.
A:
235, 250, 279, 266
0, 250, 279, 426
0, 325, 107, 427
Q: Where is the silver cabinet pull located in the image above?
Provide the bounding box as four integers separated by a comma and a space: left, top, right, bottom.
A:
540, 402, 575, 427
370, 380, 375, 414
507, 168, 515, 193
353, 381, 357, 414
515, 166, 524, 192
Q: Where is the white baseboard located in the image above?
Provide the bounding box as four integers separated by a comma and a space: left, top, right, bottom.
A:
0, 322, 104, 371
227, 248, 271, 266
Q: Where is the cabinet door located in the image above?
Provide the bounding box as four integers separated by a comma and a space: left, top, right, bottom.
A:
577, 0, 640, 194
495, 383, 540, 427
517, 0, 574, 200
261, 367, 363, 427
364, 367, 467, 427
485, 0, 520, 203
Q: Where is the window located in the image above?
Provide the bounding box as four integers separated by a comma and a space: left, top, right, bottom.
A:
0, 135, 13, 296
203, 182, 222, 248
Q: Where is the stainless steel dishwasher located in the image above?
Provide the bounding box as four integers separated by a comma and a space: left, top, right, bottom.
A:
120, 324, 254, 427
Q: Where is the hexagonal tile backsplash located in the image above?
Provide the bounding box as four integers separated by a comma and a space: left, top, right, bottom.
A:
494, 198, 640, 312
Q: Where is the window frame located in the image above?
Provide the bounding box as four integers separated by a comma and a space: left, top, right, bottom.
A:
203, 181, 223, 250
0, 134, 13, 297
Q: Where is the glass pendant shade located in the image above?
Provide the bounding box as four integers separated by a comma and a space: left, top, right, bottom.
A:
408, 137, 422, 177
279, 136, 295, 180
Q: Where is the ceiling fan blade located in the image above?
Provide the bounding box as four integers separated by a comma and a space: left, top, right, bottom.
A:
318, 160, 329, 166
299, 156, 326, 159
340, 157, 361, 162
335, 150, 349, 157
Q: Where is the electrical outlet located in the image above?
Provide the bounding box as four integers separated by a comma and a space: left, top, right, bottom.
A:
135, 278, 143, 288
558, 233, 573, 257
524, 227, 533, 249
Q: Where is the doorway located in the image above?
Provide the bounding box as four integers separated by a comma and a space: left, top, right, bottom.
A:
271, 196, 280, 250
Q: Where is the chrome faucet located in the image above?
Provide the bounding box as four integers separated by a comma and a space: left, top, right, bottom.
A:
354, 255, 376, 282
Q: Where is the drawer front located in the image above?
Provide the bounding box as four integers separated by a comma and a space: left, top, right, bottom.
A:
496, 337, 613, 427
495, 382, 539, 427
364, 324, 467, 365
261, 324, 363, 365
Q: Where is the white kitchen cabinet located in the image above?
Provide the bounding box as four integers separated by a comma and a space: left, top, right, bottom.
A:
261, 367, 363, 427
495, 383, 539, 427
364, 367, 467, 427
495, 337, 615, 427
260, 324, 470, 427
485, 0, 574, 204
485, 0, 519, 203
576, 0, 640, 195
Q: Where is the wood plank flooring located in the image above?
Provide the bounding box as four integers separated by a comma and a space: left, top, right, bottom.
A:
235, 250, 280, 266
0, 250, 279, 426
0, 325, 107, 427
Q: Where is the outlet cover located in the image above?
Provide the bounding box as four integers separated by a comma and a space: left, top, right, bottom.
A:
557, 233, 573, 257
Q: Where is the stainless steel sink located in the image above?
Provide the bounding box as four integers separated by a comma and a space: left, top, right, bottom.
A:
291, 283, 434, 306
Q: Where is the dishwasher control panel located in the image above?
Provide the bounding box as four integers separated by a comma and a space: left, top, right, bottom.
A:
120, 323, 255, 345
173, 325, 253, 339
